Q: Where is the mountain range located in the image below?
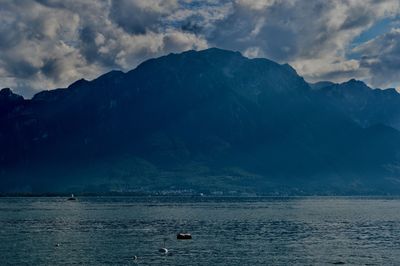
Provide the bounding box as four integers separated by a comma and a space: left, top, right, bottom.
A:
1, 48, 400, 195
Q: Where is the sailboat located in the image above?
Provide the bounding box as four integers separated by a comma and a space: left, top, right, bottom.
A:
67, 194, 77, 201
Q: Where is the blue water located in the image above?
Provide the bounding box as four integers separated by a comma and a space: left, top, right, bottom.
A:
1, 197, 400, 265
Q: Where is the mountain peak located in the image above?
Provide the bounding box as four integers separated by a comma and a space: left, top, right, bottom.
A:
282, 63, 298, 75
176, 47, 242, 57
94, 70, 124, 82
197, 47, 242, 56
68, 78, 90, 89
344, 79, 367, 86
0, 88, 24, 101
339, 79, 371, 93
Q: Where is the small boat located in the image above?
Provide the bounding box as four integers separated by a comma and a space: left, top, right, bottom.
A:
67, 194, 77, 201
177, 233, 192, 240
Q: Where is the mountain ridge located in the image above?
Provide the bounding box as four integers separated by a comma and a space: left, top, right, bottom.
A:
1, 48, 400, 195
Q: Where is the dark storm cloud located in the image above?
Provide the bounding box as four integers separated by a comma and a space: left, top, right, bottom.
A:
4, 59, 38, 79
0, 0, 399, 97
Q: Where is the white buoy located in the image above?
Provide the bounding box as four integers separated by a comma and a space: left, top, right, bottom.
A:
131, 255, 139, 265
158, 247, 168, 254
158, 238, 168, 254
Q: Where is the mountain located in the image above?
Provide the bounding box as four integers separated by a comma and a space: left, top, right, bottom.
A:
0, 88, 24, 116
1, 48, 400, 195
312, 79, 400, 130
309, 81, 336, 91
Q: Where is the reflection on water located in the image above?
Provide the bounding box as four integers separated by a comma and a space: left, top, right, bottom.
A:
1, 197, 400, 265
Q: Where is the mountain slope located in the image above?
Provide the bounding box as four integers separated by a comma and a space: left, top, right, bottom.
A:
1, 48, 400, 194
313, 79, 400, 130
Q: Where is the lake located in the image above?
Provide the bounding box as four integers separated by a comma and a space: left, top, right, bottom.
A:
1, 196, 400, 265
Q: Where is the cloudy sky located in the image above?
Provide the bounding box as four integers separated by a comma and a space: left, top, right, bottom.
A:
1, 0, 400, 97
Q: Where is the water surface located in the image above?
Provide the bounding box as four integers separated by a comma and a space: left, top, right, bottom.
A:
1, 196, 400, 265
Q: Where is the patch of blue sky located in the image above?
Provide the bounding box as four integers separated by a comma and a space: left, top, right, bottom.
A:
353, 18, 393, 45
179, 0, 229, 9
348, 16, 400, 60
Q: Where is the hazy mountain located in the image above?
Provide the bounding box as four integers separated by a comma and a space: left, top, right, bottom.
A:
313, 79, 400, 130
1, 48, 400, 194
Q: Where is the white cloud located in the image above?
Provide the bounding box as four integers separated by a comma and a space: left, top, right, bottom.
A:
208, 0, 400, 85
0, 0, 210, 97
0, 0, 400, 97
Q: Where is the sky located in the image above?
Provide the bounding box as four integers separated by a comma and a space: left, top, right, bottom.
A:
0, 0, 400, 98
